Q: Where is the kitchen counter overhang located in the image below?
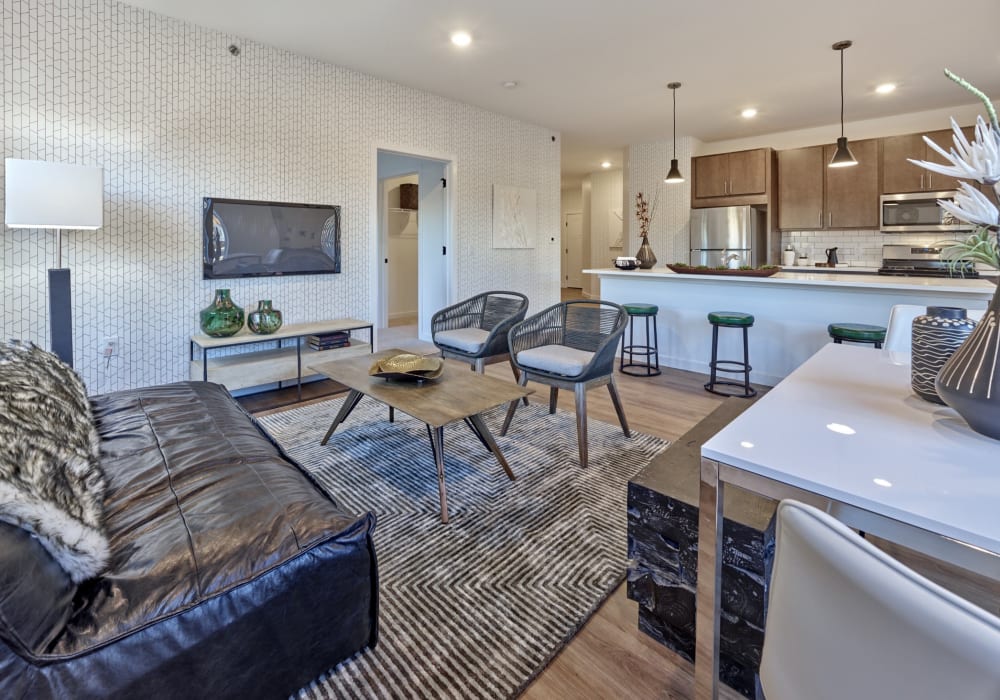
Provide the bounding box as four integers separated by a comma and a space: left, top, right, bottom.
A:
585, 267, 994, 385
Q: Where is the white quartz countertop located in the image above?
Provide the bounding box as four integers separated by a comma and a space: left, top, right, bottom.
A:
702, 343, 1000, 553
583, 267, 996, 295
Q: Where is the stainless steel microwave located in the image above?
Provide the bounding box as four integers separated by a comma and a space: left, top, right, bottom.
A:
880, 191, 973, 233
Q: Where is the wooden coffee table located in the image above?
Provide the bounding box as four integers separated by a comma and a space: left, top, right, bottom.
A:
309, 349, 533, 523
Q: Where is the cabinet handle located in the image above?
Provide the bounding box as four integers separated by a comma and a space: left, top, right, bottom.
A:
818, 211, 823, 227
920, 173, 925, 190
828, 212, 833, 227
928, 174, 933, 190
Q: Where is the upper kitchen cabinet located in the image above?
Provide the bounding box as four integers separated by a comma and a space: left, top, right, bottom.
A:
777, 146, 825, 230
823, 139, 879, 228
691, 148, 772, 208
777, 139, 879, 230
881, 126, 975, 194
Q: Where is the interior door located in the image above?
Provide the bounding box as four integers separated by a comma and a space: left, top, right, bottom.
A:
417, 161, 448, 340
562, 213, 583, 287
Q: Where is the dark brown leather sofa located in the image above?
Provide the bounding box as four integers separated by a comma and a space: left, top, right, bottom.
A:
0, 382, 378, 698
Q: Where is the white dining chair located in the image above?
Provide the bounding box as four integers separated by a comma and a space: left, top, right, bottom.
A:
885, 303, 987, 354
759, 500, 1000, 700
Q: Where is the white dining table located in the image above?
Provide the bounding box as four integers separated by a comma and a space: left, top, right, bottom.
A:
695, 342, 1000, 699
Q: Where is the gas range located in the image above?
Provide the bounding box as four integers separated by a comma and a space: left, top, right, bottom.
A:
878, 245, 979, 279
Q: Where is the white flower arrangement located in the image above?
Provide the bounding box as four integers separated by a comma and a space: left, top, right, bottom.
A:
909, 70, 1000, 270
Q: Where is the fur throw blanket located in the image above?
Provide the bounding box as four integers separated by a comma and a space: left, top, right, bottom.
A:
0, 341, 109, 583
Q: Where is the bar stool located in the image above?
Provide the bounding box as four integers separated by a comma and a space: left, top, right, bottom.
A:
620, 303, 661, 377
827, 323, 887, 349
704, 311, 756, 398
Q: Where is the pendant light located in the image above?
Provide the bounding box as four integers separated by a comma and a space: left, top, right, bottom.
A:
829, 40, 858, 168
664, 82, 685, 183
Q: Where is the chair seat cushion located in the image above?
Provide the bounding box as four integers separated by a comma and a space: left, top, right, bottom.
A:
708, 311, 754, 326
434, 327, 490, 353
517, 344, 595, 377
828, 323, 887, 342
624, 303, 658, 316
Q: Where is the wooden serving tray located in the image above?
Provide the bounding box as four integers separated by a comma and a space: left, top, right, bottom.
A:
665, 264, 780, 278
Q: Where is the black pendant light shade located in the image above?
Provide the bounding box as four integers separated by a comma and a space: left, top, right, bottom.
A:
829, 136, 857, 168
664, 82, 685, 183
665, 158, 684, 183
829, 40, 858, 168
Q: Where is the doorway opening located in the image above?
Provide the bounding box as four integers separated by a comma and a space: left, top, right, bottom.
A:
376, 150, 453, 344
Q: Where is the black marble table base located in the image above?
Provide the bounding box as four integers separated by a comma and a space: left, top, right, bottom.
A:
626, 397, 773, 699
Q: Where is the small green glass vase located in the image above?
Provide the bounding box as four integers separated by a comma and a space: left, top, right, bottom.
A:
199, 289, 244, 337
248, 300, 283, 335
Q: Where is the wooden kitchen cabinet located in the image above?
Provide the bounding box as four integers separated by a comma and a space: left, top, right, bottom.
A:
778, 146, 825, 230
777, 139, 879, 229
824, 139, 879, 228
881, 126, 975, 193
693, 153, 729, 198
692, 148, 769, 206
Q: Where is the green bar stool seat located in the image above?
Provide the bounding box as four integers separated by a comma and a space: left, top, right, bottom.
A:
620, 303, 661, 377
828, 322, 887, 348
705, 311, 757, 398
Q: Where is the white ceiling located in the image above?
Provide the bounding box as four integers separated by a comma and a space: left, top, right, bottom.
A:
123, 0, 1000, 183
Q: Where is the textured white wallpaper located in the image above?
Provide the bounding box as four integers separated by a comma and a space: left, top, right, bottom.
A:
1, 0, 561, 394
625, 137, 694, 266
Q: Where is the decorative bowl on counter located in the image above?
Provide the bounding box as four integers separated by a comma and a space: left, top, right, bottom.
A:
666, 263, 781, 278
614, 256, 640, 270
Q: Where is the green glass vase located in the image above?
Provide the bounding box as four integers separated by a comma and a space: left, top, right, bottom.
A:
248, 300, 283, 335
199, 289, 244, 337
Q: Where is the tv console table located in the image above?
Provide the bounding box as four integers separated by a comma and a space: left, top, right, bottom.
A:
189, 319, 373, 398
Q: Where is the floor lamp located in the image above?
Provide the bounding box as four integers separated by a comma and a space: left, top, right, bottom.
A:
4, 159, 104, 368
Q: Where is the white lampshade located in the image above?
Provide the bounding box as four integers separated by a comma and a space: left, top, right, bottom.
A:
4, 158, 104, 229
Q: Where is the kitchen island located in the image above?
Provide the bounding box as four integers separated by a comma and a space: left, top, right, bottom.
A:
585, 267, 995, 385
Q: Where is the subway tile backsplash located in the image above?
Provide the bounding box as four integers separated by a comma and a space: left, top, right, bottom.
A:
781, 230, 953, 267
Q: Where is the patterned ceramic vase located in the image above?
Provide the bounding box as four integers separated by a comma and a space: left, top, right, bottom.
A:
199, 289, 244, 337
935, 289, 1000, 439
911, 307, 977, 404
248, 300, 283, 335
635, 235, 657, 269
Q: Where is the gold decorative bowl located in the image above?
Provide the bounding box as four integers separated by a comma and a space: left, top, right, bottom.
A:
369, 353, 445, 382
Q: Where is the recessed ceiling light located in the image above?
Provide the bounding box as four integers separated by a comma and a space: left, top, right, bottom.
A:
873, 478, 893, 488
826, 422, 856, 435
741, 108, 758, 119
450, 30, 472, 47
875, 83, 896, 94
502, 81, 518, 89
601, 161, 612, 169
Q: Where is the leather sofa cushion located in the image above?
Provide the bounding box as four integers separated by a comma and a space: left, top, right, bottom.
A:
52, 382, 366, 655
0, 522, 77, 655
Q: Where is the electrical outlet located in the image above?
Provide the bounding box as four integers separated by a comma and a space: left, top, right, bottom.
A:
100, 337, 120, 358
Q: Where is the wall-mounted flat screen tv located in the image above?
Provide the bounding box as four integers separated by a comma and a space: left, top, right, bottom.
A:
202, 197, 341, 279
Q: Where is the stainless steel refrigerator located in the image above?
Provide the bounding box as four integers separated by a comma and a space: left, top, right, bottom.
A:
689, 205, 767, 267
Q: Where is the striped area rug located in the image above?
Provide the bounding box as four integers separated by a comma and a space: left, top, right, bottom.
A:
257, 395, 669, 699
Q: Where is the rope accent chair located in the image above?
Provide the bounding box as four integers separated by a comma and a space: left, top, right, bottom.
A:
431, 292, 529, 384
501, 300, 631, 467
